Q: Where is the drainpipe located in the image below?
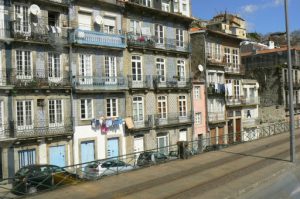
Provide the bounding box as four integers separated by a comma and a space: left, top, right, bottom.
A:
202, 32, 209, 147
188, 31, 194, 147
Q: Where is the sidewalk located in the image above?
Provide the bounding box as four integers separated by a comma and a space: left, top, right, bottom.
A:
17, 132, 300, 198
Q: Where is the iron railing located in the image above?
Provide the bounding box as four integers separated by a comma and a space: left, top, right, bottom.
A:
241, 96, 260, 105
128, 75, 152, 89
73, 76, 127, 91
207, 83, 225, 95
208, 112, 225, 122
225, 97, 243, 106
154, 112, 192, 126
153, 76, 191, 89
70, 29, 126, 48
224, 63, 245, 75
127, 33, 190, 53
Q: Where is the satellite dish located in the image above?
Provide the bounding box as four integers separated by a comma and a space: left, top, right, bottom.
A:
94, 15, 103, 25
198, 64, 204, 72
30, 4, 41, 16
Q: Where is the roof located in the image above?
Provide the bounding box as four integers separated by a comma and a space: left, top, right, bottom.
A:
190, 27, 246, 41
241, 47, 300, 57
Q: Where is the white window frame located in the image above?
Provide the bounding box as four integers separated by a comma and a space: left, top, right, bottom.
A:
178, 96, 187, 117
130, 20, 141, 35
48, 53, 62, 82
234, 80, 240, 97
16, 100, 33, 130
155, 24, 164, 44
177, 59, 185, 81
206, 42, 213, 58
18, 149, 36, 169
162, 1, 170, 12
14, 4, 30, 34
79, 54, 92, 85
106, 98, 118, 117
225, 47, 231, 64
105, 56, 117, 84
194, 86, 200, 99
157, 96, 167, 119
157, 134, 169, 155
80, 99, 93, 120
132, 55, 142, 82
132, 96, 144, 122
156, 58, 165, 82
214, 44, 221, 61
142, 0, 152, 7
0, 101, 3, 132
195, 112, 202, 124
232, 49, 239, 68
103, 16, 116, 34
176, 29, 184, 47
16, 50, 32, 80
48, 99, 63, 127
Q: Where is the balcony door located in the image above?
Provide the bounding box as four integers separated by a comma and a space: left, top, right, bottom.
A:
156, 58, 165, 83
132, 55, 143, 87
79, 54, 92, 85
48, 53, 62, 83
105, 56, 117, 84
157, 134, 169, 155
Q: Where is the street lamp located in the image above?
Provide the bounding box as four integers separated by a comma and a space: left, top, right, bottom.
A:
284, 0, 295, 163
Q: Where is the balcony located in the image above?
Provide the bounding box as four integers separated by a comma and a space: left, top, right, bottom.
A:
208, 112, 225, 122
73, 76, 127, 92
225, 97, 243, 106
131, 115, 154, 130
206, 55, 227, 67
128, 75, 152, 90
241, 97, 260, 105
127, 33, 190, 53
70, 29, 126, 49
153, 76, 191, 90
11, 22, 68, 44
10, 69, 71, 89
154, 112, 192, 127
13, 118, 72, 138
207, 83, 225, 96
243, 118, 260, 128
225, 63, 245, 75
0, 123, 14, 139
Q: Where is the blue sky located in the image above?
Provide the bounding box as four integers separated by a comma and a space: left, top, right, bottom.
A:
192, 0, 300, 34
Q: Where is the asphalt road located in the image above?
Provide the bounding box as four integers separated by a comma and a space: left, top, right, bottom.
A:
2, 131, 300, 199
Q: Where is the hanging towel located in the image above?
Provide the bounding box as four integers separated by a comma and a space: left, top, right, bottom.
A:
106, 119, 113, 127
51, 26, 56, 33
95, 119, 100, 128
56, 27, 62, 34
215, 83, 219, 93
227, 83, 233, 96
101, 123, 108, 133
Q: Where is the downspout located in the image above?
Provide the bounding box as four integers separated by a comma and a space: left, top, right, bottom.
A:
203, 32, 210, 144
188, 31, 194, 146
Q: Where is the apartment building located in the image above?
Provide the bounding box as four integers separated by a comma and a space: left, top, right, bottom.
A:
191, 13, 259, 146
0, 0, 72, 178
122, 0, 194, 156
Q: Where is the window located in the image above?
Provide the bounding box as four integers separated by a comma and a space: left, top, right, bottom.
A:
162, 1, 170, 12
217, 73, 223, 83
208, 72, 214, 83
232, 49, 239, 68
182, 3, 187, 12
105, 56, 117, 84
132, 55, 142, 81
177, 60, 185, 81
107, 98, 118, 117
49, 99, 63, 125
80, 99, 93, 120
16, 50, 32, 79
178, 96, 187, 117
48, 11, 59, 27
214, 44, 221, 61
79, 54, 92, 84
176, 29, 184, 47
156, 58, 165, 82
155, 24, 164, 44
0, 101, 3, 131
130, 20, 141, 35
157, 134, 168, 155
195, 113, 202, 124
233, 80, 240, 97
206, 42, 212, 58
194, 86, 200, 99
142, 0, 151, 7
15, 4, 30, 33
16, 100, 33, 129
103, 16, 116, 34
48, 53, 61, 81
157, 96, 167, 119
224, 48, 231, 64
133, 97, 144, 122
18, 149, 36, 169
78, 12, 92, 31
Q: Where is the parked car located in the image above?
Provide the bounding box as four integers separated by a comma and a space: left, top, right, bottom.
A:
83, 159, 134, 180
12, 164, 81, 195
168, 151, 179, 160
137, 151, 168, 167
204, 144, 229, 152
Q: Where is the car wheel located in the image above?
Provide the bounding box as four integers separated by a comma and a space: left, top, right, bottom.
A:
28, 186, 37, 194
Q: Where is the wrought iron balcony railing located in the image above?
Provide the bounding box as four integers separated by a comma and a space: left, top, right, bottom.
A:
12, 118, 73, 138
10, 69, 71, 88
127, 33, 190, 53
241, 97, 260, 105
207, 83, 225, 95
132, 115, 154, 129
154, 112, 192, 126
73, 76, 127, 91
224, 63, 245, 75
225, 97, 243, 106
153, 76, 191, 90
11, 22, 68, 44
128, 75, 152, 89
242, 118, 260, 127
208, 112, 225, 122
70, 29, 126, 48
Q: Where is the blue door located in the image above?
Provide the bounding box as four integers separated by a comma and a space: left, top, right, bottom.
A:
49, 145, 66, 167
81, 141, 95, 164
107, 138, 119, 158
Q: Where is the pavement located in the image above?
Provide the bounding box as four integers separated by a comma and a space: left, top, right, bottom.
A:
5, 131, 300, 199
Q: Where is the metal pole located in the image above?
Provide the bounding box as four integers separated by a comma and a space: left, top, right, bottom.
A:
285, 0, 296, 163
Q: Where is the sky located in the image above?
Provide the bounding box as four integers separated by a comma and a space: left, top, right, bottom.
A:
192, 0, 300, 34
